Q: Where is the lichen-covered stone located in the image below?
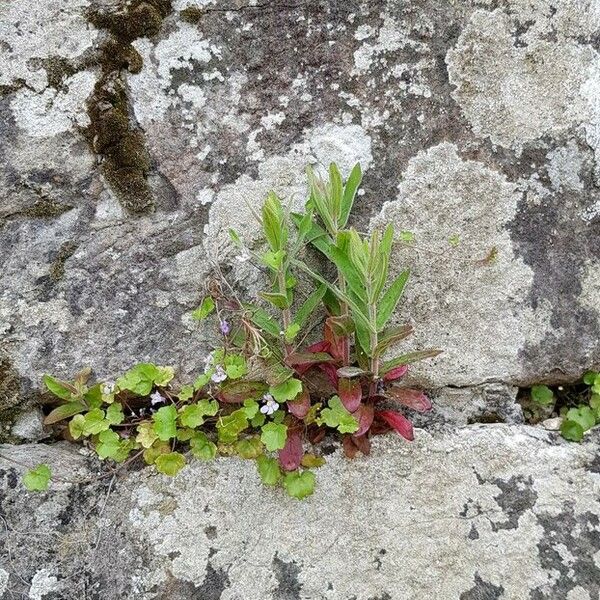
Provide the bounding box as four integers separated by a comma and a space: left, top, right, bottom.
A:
0, 0, 599, 434
1, 425, 599, 598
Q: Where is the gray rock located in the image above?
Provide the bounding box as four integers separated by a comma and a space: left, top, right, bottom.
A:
0, 0, 598, 435
1, 424, 599, 599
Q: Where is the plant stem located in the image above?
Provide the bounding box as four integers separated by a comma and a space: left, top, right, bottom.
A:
337, 272, 351, 366
278, 266, 292, 357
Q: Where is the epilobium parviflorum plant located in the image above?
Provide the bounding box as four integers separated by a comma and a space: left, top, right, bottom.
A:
23, 163, 440, 499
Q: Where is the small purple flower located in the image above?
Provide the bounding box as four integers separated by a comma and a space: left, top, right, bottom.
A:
260, 394, 279, 415
211, 365, 227, 383
150, 391, 165, 406
219, 320, 230, 335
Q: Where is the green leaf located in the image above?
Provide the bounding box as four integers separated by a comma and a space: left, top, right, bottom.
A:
43, 375, 76, 400
382, 349, 442, 375
304, 402, 322, 425
307, 166, 336, 235
251, 411, 266, 427
449, 234, 460, 247
261, 250, 285, 270
340, 163, 362, 228
399, 230, 415, 243
23, 464, 51, 492
327, 245, 367, 302
236, 437, 264, 459
116, 363, 167, 396
136, 422, 159, 448
259, 291, 290, 309
153, 405, 178, 441
105, 403, 124, 425
566, 406, 596, 432
270, 378, 302, 403
217, 409, 249, 444
192, 296, 215, 321
262, 191, 287, 252
373, 324, 414, 357
190, 432, 217, 460
95, 429, 122, 459
376, 270, 410, 331
583, 371, 599, 385
316, 396, 359, 434
531, 385, 554, 407
244, 303, 282, 338
301, 454, 326, 468
284, 323, 300, 343
44, 401, 86, 425
155, 452, 186, 476
86, 383, 104, 407
256, 455, 282, 486
283, 470, 315, 499
224, 354, 248, 380
242, 399, 259, 419
329, 162, 343, 221
143, 441, 171, 465
75, 409, 110, 437
228, 228, 242, 246
560, 419, 584, 442
260, 422, 288, 451
194, 373, 211, 390
177, 385, 195, 402
179, 399, 218, 428
294, 284, 326, 329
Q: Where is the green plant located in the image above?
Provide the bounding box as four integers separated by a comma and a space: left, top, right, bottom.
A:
529, 373, 600, 441
25, 163, 439, 499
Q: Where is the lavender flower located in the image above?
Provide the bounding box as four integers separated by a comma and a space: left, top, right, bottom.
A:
260, 393, 279, 416
150, 391, 165, 406
219, 320, 230, 335
211, 365, 227, 383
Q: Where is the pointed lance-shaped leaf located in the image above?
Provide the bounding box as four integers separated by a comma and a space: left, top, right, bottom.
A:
383, 364, 409, 382
386, 387, 432, 412
294, 284, 327, 329
338, 378, 362, 413
374, 324, 414, 357
382, 349, 442, 376
278, 428, 304, 472
44, 401, 87, 425
339, 163, 362, 228
353, 402, 374, 436
377, 410, 414, 441
376, 270, 410, 331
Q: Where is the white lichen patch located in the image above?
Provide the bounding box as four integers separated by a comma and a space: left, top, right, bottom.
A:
578, 261, 600, 317
370, 142, 552, 387
10, 71, 96, 137
0, 0, 98, 91
546, 143, 584, 192
28, 569, 60, 600
446, 9, 600, 149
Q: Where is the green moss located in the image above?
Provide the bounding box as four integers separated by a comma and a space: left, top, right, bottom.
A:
180, 6, 204, 24
49, 241, 78, 281
21, 199, 74, 219
84, 0, 172, 214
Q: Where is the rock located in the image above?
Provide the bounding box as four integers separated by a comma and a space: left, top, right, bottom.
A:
10, 408, 46, 441
542, 417, 563, 431
1, 425, 599, 599
0, 0, 599, 432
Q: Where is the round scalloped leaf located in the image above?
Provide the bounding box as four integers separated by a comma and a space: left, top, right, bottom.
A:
283, 470, 315, 500
23, 464, 51, 492
155, 452, 186, 476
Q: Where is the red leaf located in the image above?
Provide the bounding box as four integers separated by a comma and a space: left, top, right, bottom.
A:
287, 388, 311, 419
318, 363, 339, 388
287, 352, 335, 376
324, 320, 346, 361
343, 435, 359, 458
352, 403, 374, 436
352, 434, 371, 456
386, 387, 431, 412
338, 378, 362, 413
377, 410, 414, 441
383, 365, 409, 382
278, 430, 303, 471
306, 340, 331, 353
218, 381, 268, 403
307, 425, 326, 445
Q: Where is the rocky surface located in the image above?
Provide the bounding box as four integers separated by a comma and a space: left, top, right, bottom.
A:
1, 424, 599, 599
0, 1, 599, 434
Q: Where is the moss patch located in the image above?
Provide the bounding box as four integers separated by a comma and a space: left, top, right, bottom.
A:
50, 241, 78, 281
180, 6, 204, 24
84, 1, 172, 214
21, 199, 74, 219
